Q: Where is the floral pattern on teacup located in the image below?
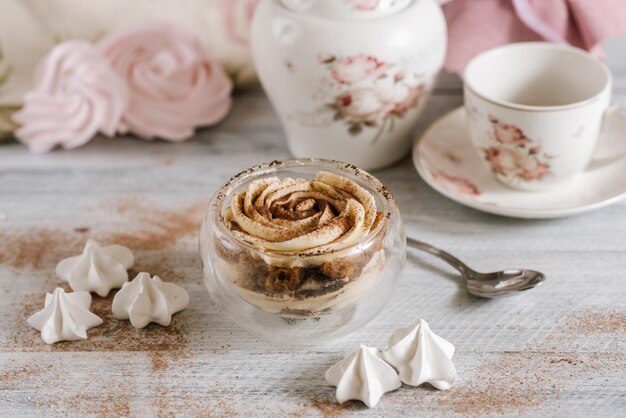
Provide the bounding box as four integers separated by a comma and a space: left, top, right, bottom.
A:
313, 53, 424, 142
493, 123, 529, 146
431, 172, 480, 197
483, 146, 551, 181
482, 114, 552, 181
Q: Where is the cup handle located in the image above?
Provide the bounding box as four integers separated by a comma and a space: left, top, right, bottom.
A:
587, 104, 626, 170
602, 103, 626, 132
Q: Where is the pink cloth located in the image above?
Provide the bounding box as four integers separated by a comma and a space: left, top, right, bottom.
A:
441, 0, 626, 75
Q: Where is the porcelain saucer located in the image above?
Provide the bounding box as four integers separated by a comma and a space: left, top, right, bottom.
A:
413, 106, 626, 218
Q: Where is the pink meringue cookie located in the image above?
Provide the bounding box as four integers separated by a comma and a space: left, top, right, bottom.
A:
12, 41, 128, 153
99, 23, 233, 142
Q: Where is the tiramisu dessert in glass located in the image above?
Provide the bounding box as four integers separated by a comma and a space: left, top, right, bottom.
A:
199, 159, 405, 343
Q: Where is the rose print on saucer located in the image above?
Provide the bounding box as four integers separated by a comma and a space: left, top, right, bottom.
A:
482, 114, 552, 182
298, 53, 424, 143
431, 172, 480, 197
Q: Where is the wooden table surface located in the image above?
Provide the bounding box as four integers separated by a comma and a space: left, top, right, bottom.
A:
1, 38, 625, 417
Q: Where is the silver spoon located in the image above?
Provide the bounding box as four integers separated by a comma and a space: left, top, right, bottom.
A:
407, 237, 545, 298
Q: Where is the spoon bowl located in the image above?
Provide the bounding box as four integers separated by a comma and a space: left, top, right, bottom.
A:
407, 238, 545, 298
466, 269, 545, 298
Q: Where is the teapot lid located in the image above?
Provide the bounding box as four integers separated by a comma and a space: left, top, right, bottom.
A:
279, 0, 414, 20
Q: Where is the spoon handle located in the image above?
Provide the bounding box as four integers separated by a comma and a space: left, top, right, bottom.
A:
406, 237, 474, 279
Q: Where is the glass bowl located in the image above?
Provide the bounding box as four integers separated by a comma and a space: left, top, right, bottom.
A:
199, 158, 406, 344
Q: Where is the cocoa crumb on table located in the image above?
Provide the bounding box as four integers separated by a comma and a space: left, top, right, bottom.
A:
0, 197, 207, 270
0, 227, 83, 270
567, 311, 626, 333
549, 357, 582, 365
0, 364, 53, 384
309, 397, 365, 417
149, 352, 170, 372
98, 197, 206, 251
61, 394, 131, 417
440, 350, 625, 416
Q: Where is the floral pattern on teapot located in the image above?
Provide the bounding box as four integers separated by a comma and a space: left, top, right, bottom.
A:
302, 53, 425, 143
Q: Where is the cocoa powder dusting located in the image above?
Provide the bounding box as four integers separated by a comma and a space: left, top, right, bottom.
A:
0, 197, 206, 270
61, 394, 131, 418
0, 360, 132, 416
447, 354, 549, 416
0, 364, 53, 384
310, 397, 364, 418
445, 351, 624, 416
98, 197, 207, 251
149, 352, 170, 372
0, 228, 83, 270
153, 396, 238, 418
568, 311, 626, 333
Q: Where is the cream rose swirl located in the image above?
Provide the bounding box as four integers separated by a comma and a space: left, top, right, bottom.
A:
226, 171, 382, 254
99, 23, 233, 141
12, 41, 128, 153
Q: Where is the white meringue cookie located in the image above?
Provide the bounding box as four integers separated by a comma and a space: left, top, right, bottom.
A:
325, 344, 401, 408
56, 239, 134, 297
382, 319, 456, 390
112, 272, 189, 328
27, 288, 103, 344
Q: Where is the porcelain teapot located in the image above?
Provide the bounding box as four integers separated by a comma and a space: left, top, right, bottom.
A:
251, 0, 447, 169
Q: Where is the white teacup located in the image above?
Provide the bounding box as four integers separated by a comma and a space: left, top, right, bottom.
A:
463, 42, 612, 191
